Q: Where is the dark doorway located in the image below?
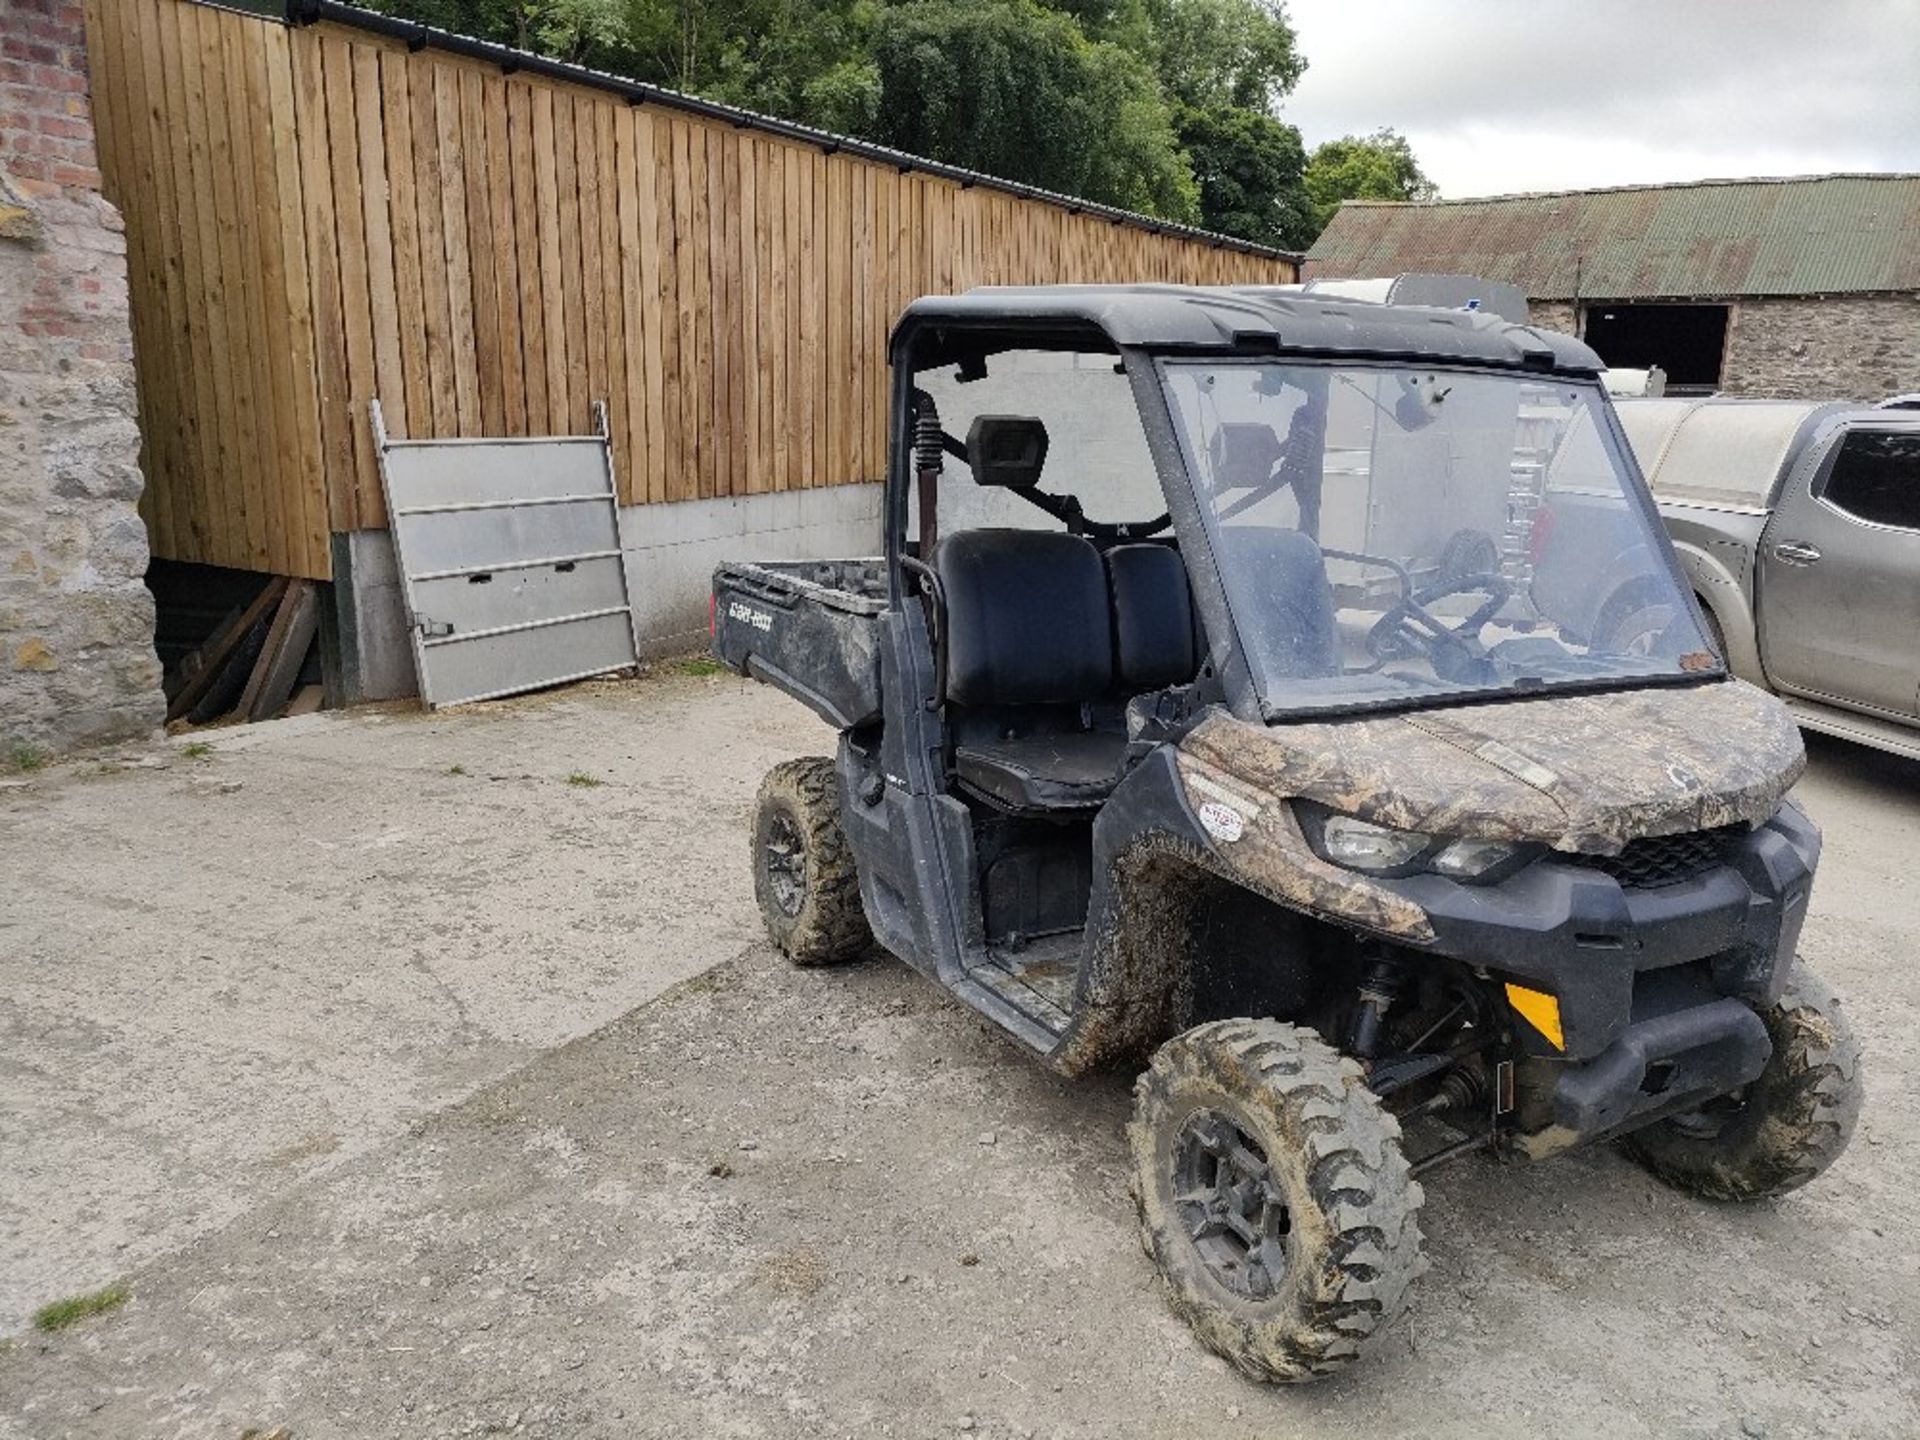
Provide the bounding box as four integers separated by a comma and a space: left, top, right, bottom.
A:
1581, 303, 1730, 393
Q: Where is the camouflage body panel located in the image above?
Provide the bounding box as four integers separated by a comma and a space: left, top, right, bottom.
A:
1168, 679, 1802, 943
1176, 752, 1434, 942
1178, 679, 1802, 857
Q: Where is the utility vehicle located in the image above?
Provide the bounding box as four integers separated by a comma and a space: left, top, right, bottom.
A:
712, 286, 1862, 1383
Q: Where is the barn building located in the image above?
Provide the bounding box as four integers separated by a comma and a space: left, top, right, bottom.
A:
1307, 174, 1920, 401
2, 0, 1298, 756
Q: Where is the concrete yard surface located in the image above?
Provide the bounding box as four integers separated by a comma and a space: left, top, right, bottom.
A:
2, 677, 1918, 1438
0, 667, 814, 1336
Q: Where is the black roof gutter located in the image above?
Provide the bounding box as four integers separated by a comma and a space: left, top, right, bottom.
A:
277, 0, 1301, 266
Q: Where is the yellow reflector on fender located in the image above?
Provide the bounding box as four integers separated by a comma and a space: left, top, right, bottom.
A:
1504, 983, 1565, 1051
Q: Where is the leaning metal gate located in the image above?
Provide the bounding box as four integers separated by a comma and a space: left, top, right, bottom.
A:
371, 400, 642, 708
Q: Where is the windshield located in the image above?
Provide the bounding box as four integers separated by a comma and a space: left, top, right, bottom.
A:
1163, 361, 1719, 716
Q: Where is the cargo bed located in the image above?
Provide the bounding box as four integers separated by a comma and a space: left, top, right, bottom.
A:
711, 558, 889, 729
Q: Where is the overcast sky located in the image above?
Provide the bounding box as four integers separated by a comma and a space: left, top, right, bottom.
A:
1279, 0, 1920, 199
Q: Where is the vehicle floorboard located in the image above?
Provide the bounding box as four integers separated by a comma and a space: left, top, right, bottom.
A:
971, 932, 1082, 1034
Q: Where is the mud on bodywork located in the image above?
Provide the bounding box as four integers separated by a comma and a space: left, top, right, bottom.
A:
1177, 677, 1803, 859
1176, 757, 1434, 942
1049, 752, 1428, 1078
1049, 681, 1805, 1078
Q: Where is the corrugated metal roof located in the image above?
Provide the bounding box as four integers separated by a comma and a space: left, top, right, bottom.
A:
1305, 175, 1920, 299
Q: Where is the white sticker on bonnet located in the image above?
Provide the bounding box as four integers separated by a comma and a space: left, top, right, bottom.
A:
1197, 799, 1246, 843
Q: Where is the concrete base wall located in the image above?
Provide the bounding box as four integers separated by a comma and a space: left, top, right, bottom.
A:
329, 482, 884, 703
620, 481, 884, 658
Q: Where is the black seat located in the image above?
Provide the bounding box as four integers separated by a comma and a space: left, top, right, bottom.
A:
1215, 526, 1341, 678
954, 731, 1130, 812
1105, 543, 1196, 689
935, 526, 1128, 812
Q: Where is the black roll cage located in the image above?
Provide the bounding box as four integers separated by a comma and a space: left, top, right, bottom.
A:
883, 313, 1717, 726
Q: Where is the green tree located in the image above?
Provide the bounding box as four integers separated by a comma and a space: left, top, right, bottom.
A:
616, 0, 873, 118
1176, 104, 1316, 249
1303, 128, 1438, 230
364, 0, 625, 64
1148, 0, 1304, 111
871, 0, 1198, 221
701, 0, 881, 132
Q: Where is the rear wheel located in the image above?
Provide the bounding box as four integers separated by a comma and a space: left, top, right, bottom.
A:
751, 757, 871, 966
1622, 964, 1863, 1201
1128, 1020, 1424, 1384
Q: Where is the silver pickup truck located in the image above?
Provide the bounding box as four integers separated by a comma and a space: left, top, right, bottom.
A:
1613, 398, 1920, 760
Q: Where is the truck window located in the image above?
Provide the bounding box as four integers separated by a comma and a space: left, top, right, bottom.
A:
1820, 430, 1920, 530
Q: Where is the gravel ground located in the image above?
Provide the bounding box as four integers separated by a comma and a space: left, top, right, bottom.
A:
1, 675, 1916, 1439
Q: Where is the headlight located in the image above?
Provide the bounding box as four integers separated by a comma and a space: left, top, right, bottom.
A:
1301, 805, 1530, 883
1430, 837, 1523, 879
1321, 815, 1432, 873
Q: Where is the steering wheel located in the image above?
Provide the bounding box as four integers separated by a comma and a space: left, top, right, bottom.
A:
1367, 572, 1512, 675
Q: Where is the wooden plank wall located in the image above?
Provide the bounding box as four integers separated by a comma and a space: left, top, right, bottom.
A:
86, 0, 1299, 581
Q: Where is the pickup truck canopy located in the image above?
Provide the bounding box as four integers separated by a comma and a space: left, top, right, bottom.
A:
895, 284, 1603, 376
1615, 398, 1852, 512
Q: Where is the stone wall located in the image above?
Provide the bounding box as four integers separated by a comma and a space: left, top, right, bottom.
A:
0, 0, 163, 758
1525, 295, 1920, 402
1526, 300, 1578, 337
1720, 294, 1920, 402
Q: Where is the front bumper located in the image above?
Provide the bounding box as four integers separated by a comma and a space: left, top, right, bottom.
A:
1512, 971, 1773, 1157
1388, 800, 1819, 1061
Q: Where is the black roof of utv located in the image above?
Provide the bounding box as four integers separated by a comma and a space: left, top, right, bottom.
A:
897, 284, 1604, 377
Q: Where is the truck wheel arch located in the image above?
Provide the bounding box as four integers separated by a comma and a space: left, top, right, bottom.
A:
1667, 537, 1765, 685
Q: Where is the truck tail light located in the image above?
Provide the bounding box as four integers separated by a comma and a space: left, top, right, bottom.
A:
1529, 505, 1557, 567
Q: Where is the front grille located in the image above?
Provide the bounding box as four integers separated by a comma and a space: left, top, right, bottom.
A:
1568, 825, 1744, 888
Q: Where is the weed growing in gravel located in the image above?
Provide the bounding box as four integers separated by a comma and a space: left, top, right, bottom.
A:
33, 1285, 129, 1332
567, 771, 604, 788
447, 764, 468, 776
181, 742, 213, 760
678, 657, 724, 678
4, 740, 47, 773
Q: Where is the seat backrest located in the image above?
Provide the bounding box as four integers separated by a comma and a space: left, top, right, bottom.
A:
1105, 543, 1196, 690
935, 529, 1112, 706
1207, 422, 1285, 494
1215, 526, 1341, 678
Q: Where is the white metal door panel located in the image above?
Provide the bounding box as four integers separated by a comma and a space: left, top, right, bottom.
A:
405, 555, 631, 636
393, 497, 621, 577
414, 611, 640, 707
372, 401, 640, 708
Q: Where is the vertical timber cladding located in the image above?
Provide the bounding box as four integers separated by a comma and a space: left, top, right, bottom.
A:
85, 0, 1300, 583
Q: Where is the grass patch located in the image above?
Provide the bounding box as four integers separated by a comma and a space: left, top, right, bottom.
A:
677, 657, 725, 678
4, 740, 48, 773
181, 741, 213, 760
33, 1285, 129, 1332
567, 770, 604, 789
675, 967, 738, 998
447, 764, 468, 776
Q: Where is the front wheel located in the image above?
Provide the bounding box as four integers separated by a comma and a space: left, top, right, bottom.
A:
751, 757, 871, 966
1128, 1020, 1425, 1384
1622, 964, 1863, 1201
